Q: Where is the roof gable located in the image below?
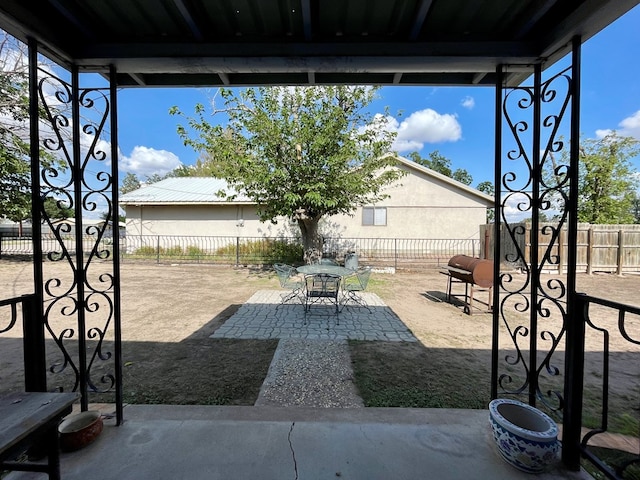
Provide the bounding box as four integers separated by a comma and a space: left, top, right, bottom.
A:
393, 155, 494, 206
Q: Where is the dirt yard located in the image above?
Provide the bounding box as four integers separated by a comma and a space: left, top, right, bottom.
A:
0, 259, 638, 430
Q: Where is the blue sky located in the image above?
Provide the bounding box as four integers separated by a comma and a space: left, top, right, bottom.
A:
75, 5, 640, 191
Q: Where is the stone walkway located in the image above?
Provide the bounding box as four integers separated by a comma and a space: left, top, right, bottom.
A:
210, 290, 416, 341
255, 339, 364, 408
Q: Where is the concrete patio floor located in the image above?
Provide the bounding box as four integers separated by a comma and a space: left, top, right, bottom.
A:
8, 405, 590, 480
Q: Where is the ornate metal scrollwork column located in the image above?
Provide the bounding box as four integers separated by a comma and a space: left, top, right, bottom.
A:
29, 43, 123, 424
492, 57, 578, 418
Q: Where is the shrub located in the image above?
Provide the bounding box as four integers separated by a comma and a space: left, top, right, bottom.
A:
186, 245, 205, 257
134, 245, 158, 256
164, 245, 183, 256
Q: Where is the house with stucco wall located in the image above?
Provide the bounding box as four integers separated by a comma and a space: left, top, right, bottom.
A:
119, 156, 493, 245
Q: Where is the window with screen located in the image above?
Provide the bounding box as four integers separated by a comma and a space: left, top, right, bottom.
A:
362, 207, 387, 226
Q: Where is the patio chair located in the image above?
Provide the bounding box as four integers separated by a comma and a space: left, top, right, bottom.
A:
319, 258, 339, 266
274, 263, 304, 306
304, 273, 341, 321
341, 266, 372, 312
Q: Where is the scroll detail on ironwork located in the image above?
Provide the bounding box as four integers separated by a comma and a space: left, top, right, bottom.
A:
36, 68, 118, 402
497, 67, 573, 413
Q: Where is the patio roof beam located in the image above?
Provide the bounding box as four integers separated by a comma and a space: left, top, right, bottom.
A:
300, 0, 312, 41
408, 0, 434, 40
71, 40, 537, 61
171, 0, 204, 41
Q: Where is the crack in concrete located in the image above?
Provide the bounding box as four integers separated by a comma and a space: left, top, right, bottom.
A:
288, 421, 298, 480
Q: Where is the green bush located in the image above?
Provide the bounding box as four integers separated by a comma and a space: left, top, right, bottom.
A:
164, 245, 183, 256
214, 239, 303, 264
186, 245, 205, 257
134, 245, 158, 256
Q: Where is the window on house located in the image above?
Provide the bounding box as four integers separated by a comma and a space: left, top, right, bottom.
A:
362, 207, 387, 226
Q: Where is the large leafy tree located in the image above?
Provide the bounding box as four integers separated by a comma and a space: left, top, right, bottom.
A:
171, 86, 402, 263
0, 33, 32, 223
0, 32, 63, 229
576, 134, 639, 224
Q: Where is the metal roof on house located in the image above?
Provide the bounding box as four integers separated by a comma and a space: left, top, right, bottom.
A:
119, 159, 493, 207
119, 177, 253, 205
1, 1, 637, 87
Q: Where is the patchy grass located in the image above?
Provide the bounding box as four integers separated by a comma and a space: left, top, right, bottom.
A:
121, 338, 278, 405
583, 447, 640, 480
349, 340, 490, 409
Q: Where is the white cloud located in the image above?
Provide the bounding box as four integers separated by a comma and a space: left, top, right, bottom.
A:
119, 146, 182, 178
501, 192, 531, 223
596, 110, 640, 139
461, 96, 475, 109
384, 108, 462, 152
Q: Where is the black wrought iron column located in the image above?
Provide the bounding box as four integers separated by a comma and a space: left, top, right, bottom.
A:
29, 46, 123, 424
27, 37, 47, 392
562, 36, 584, 471
109, 64, 124, 425
493, 56, 576, 419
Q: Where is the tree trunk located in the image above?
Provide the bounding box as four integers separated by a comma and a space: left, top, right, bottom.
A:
298, 216, 323, 264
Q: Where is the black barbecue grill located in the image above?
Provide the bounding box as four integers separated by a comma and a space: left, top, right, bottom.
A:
441, 255, 494, 315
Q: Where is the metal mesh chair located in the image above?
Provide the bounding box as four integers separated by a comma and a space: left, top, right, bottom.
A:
341, 266, 372, 312
304, 273, 341, 321
273, 263, 304, 305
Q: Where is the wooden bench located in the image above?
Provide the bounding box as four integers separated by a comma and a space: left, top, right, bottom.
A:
1, 392, 78, 480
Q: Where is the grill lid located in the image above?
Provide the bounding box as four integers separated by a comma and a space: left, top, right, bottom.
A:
447, 255, 493, 288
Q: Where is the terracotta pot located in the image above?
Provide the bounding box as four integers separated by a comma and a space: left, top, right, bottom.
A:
58, 411, 104, 452
489, 399, 559, 473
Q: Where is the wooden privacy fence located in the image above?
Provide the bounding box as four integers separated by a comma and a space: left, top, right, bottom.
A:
480, 223, 640, 274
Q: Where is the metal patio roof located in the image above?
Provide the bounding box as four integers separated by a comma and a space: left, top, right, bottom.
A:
119, 177, 252, 205
0, 1, 638, 88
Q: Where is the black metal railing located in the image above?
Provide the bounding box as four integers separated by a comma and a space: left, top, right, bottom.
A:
1, 234, 480, 268
564, 293, 640, 479
0, 294, 47, 392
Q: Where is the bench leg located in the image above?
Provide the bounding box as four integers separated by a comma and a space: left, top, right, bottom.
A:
46, 425, 62, 480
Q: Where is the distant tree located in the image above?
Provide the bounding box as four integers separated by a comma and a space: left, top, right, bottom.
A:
407, 150, 473, 185
632, 192, 640, 224
171, 86, 402, 263
144, 173, 165, 185
43, 197, 74, 220
100, 211, 125, 224
477, 180, 495, 223
119, 172, 141, 194
575, 134, 639, 224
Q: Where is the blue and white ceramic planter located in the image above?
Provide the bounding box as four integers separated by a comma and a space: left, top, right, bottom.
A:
489, 398, 559, 473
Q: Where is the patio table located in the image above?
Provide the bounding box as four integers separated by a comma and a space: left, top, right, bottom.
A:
296, 264, 353, 276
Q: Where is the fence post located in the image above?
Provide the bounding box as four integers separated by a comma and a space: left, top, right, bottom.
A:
586, 228, 593, 275
617, 229, 624, 276
156, 235, 160, 264
236, 237, 240, 267
394, 238, 398, 271
558, 228, 565, 275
